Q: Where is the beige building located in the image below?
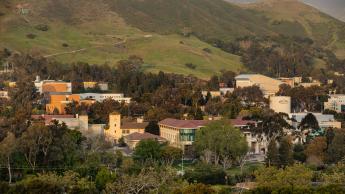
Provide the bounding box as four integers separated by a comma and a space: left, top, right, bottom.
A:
106, 114, 148, 143
269, 96, 291, 114
324, 95, 345, 113
235, 74, 283, 97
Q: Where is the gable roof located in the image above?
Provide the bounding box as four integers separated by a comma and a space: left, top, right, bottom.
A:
159, 118, 210, 129
121, 121, 149, 129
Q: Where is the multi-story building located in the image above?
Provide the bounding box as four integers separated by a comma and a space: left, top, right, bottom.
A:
83, 82, 109, 91
78, 93, 131, 103
31, 114, 105, 137
34, 76, 72, 94
324, 95, 345, 113
45, 94, 80, 114
159, 119, 209, 150
106, 113, 148, 143
159, 118, 265, 154
288, 113, 341, 129
269, 96, 291, 114
235, 74, 283, 97
31, 113, 148, 141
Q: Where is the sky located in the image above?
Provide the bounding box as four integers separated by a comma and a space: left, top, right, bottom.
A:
225, 0, 345, 22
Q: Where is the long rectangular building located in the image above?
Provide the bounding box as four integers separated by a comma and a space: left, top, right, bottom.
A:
235, 74, 283, 97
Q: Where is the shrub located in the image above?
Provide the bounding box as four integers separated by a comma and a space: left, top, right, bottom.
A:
26, 33, 37, 39
0, 182, 9, 194
185, 63, 197, 69
62, 43, 69, 47
203, 48, 212, 53
35, 24, 49, 31
184, 163, 226, 185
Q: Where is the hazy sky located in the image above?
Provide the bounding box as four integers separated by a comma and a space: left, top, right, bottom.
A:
226, 0, 345, 21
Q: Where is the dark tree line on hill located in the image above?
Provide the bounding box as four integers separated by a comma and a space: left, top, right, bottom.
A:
213, 35, 345, 79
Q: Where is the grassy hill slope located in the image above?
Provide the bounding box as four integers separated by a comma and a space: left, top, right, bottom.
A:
242, 0, 345, 58
1, 0, 345, 78
111, 0, 345, 58
0, 0, 244, 78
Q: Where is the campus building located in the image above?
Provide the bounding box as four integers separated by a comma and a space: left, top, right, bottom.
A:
288, 113, 342, 129
158, 118, 265, 154
324, 94, 345, 113
34, 76, 72, 94
269, 96, 291, 114
235, 74, 283, 97
106, 113, 148, 143
78, 93, 131, 103
31, 113, 149, 142
45, 94, 80, 114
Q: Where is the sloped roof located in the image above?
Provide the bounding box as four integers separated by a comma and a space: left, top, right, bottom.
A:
159, 118, 210, 129
124, 132, 166, 141
235, 74, 258, 80
230, 118, 257, 127
31, 114, 75, 125
121, 121, 148, 129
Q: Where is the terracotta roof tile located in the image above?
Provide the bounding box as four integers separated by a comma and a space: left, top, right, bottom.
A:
159, 118, 210, 129
121, 122, 148, 129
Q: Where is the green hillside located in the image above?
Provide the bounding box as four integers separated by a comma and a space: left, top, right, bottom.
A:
0, 0, 244, 78
0, 0, 345, 78
110, 0, 345, 58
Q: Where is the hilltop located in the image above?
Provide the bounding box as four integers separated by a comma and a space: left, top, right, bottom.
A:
0, 0, 345, 78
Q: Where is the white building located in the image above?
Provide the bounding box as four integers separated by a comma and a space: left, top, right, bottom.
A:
78, 93, 131, 103
269, 96, 291, 114
34, 76, 72, 94
288, 113, 341, 129
324, 95, 345, 113
235, 74, 283, 97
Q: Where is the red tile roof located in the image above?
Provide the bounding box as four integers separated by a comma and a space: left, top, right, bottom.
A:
121, 122, 149, 129
230, 118, 256, 127
159, 117, 256, 129
31, 114, 75, 125
124, 132, 166, 141
159, 118, 210, 129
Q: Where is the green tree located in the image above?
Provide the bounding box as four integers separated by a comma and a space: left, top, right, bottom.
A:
255, 164, 313, 188
0, 132, 16, 183
145, 121, 160, 135
133, 139, 162, 163
95, 168, 116, 191
178, 183, 216, 194
305, 137, 327, 166
326, 129, 345, 163
293, 144, 306, 163
278, 136, 294, 167
266, 140, 279, 167
322, 163, 345, 186
195, 120, 248, 169
18, 124, 52, 171
299, 113, 319, 131
161, 146, 182, 166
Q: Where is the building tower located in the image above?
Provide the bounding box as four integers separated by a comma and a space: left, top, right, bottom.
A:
107, 113, 121, 142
